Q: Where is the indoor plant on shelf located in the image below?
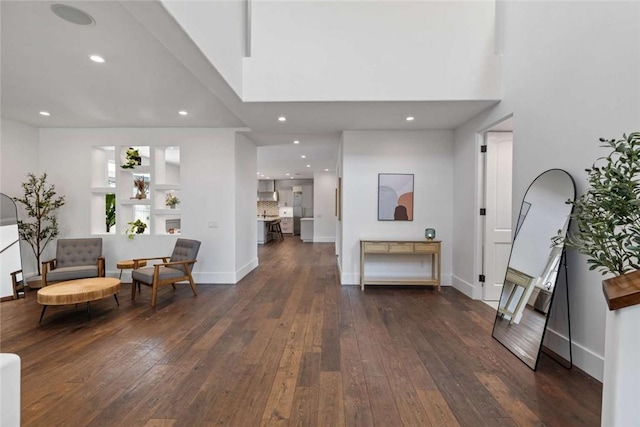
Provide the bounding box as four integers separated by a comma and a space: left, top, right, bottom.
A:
563, 132, 640, 279
121, 147, 142, 169
125, 219, 147, 240
558, 131, 640, 310
165, 193, 180, 209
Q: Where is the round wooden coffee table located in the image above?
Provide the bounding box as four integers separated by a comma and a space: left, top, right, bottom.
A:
37, 277, 121, 323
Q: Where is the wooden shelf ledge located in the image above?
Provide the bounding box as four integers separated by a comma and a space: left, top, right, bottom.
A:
603, 270, 640, 310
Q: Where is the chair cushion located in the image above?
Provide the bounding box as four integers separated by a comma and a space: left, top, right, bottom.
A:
169, 239, 201, 273
132, 267, 186, 285
56, 238, 102, 268
46, 266, 99, 282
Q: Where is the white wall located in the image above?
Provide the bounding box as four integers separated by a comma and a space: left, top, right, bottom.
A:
341, 130, 453, 285
244, 1, 500, 102
234, 133, 258, 280
452, 1, 640, 381
1, 119, 40, 276
37, 127, 252, 284
161, 0, 246, 97
312, 171, 337, 243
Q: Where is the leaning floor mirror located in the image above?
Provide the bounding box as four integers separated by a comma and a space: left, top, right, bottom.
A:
492, 169, 576, 370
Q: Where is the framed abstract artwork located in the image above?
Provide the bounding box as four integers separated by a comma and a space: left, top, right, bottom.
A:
378, 173, 414, 221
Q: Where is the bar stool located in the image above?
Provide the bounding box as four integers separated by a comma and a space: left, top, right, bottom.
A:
267, 219, 284, 242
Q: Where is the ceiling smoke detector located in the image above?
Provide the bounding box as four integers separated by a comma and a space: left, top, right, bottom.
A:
51, 4, 95, 26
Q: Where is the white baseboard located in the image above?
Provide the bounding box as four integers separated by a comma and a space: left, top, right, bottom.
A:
545, 326, 604, 382
191, 272, 236, 284
341, 272, 359, 285
312, 236, 336, 243
235, 257, 258, 282
451, 275, 477, 298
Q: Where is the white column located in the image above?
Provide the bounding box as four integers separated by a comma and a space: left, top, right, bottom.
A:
0, 353, 21, 427
602, 304, 640, 426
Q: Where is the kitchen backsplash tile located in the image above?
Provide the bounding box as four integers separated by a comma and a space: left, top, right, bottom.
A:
257, 201, 279, 216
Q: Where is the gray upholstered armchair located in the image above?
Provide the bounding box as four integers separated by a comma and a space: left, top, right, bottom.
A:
41, 238, 105, 287
131, 238, 200, 307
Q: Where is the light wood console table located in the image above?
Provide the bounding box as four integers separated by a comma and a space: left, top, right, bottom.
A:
360, 239, 441, 291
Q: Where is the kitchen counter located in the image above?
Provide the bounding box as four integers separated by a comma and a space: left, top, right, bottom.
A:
257, 217, 280, 244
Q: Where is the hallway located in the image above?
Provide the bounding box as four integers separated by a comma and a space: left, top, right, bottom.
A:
1, 237, 601, 426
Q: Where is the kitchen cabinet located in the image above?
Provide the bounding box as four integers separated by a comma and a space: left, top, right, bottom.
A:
281, 217, 293, 234
258, 180, 275, 191
257, 219, 274, 244
300, 218, 314, 242
278, 189, 293, 207
302, 184, 313, 209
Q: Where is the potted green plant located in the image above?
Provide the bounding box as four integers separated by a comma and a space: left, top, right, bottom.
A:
13, 173, 65, 275
121, 147, 142, 169
105, 193, 116, 233
165, 193, 180, 209
125, 219, 147, 240
563, 132, 640, 276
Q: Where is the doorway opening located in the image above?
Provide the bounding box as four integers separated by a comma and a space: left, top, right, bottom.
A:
479, 117, 513, 302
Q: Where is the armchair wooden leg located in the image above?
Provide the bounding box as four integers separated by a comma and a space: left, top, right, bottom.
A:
188, 275, 198, 297
151, 285, 158, 308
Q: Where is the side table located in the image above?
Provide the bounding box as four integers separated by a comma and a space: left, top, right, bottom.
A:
116, 260, 147, 280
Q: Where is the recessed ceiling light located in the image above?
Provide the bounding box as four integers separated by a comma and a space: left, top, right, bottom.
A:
257, 172, 260, 175
306, 164, 311, 168
293, 140, 300, 144
301, 155, 306, 159
278, 116, 286, 122
39, 111, 50, 116
178, 111, 188, 116
325, 169, 329, 172
89, 55, 105, 63
266, 177, 270, 179
406, 116, 415, 121
290, 177, 294, 179
285, 173, 290, 176
51, 4, 95, 26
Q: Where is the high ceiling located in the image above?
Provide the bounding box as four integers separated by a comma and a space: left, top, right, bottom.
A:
1, 1, 498, 180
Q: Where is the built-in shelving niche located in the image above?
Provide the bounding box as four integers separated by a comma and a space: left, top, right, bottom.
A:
90, 145, 180, 236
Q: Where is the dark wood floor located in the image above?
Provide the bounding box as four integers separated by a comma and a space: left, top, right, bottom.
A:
1, 237, 601, 426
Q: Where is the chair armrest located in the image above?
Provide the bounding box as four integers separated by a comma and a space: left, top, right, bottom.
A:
155, 259, 197, 268
133, 257, 169, 268
41, 259, 56, 270
98, 256, 105, 277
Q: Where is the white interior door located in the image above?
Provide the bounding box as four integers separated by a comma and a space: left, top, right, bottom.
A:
483, 132, 513, 300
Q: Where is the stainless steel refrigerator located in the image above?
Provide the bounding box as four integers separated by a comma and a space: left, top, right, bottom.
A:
293, 191, 303, 235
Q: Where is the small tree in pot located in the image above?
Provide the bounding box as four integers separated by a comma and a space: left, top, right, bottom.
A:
562, 132, 640, 276
13, 173, 65, 275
